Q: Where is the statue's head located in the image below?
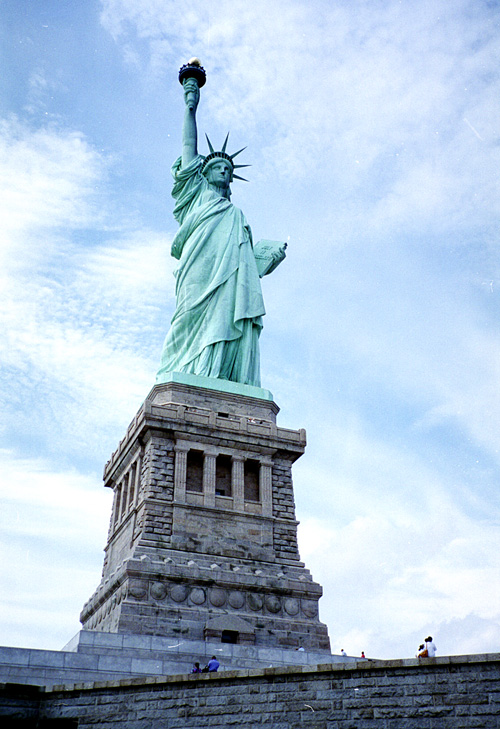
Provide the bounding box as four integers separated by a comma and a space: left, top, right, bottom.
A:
203, 158, 233, 188
201, 133, 249, 186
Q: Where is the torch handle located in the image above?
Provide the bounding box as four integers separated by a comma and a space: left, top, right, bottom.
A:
183, 77, 200, 112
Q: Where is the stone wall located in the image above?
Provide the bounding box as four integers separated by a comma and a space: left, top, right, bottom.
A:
2, 654, 499, 728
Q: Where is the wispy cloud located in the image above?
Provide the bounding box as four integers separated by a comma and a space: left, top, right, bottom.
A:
0, 118, 104, 242
0, 117, 174, 465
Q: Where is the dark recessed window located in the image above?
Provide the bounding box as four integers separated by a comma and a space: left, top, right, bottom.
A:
221, 630, 239, 644
244, 459, 260, 501
186, 450, 204, 492
216, 455, 232, 496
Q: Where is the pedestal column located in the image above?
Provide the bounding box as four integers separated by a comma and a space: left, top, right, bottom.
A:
260, 458, 273, 517
203, 450, 217, 508
232, 455, 245, 511
174, 445, 189, 503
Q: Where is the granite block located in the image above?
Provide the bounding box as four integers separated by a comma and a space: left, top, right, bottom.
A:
122, 634, 153, 650
130, 658, 163, 674
0, 647, 31, 666
97, 654, 132, 672
63, 653, 99, 670
28, 650, 65, 668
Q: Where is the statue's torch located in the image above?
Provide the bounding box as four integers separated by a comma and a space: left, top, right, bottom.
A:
179, 58, 206, 109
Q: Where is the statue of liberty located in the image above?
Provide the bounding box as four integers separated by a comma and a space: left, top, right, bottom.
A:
156, 60, 286, 388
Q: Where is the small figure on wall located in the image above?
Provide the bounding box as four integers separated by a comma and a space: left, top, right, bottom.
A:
207, 655, 220, 672
425, 636, 437, 657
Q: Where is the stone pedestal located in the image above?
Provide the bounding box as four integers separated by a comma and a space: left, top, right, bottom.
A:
80, 379, 331, 652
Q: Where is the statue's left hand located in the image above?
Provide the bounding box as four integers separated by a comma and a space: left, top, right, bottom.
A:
272, 244, 287, 263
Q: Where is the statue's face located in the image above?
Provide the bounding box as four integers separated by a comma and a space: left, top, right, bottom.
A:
205, 160, 232, 188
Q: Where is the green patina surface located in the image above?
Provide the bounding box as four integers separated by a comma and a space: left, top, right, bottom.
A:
156, 64, 285, 391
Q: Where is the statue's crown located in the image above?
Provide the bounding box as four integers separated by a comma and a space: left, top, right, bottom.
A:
201, 134, 250, 181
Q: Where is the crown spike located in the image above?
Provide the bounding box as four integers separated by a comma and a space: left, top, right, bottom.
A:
230, 146, 247, 160
232, 174, 248, 181
205, 134, 215, 154
221, 132, 230, 153
233, 164, 251, 169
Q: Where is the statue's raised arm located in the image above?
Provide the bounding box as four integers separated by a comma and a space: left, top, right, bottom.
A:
156, 60, 286, 390
178, 58, 206, 167
181, 76, 199, 167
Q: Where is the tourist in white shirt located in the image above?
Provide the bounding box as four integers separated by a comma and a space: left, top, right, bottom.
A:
425, 636, 437, 657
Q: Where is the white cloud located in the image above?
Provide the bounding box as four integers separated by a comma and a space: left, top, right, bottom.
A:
298, 504, 500, 658
0, 117, 105, 241
291, 396, 500, 658
0, 450, 112, 650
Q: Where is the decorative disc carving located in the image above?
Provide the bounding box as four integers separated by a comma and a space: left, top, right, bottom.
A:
209, 588, 227, 607
247, 593, 264, 611
170, 585, 189, 603
301, 600, 318, 617
128, 582, 147, 600
265, 595, 281, 613
228, 591, 245, 609
150, 581, 167, 600
190, 587, 206, 605
284, 597, 299, 615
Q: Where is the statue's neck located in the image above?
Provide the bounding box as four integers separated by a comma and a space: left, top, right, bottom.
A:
209, 182, 230, 200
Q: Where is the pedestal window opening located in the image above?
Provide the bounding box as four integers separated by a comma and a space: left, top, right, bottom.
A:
186, 449, 204, 492
216, 455, 232, 496
244, 459, 260, 501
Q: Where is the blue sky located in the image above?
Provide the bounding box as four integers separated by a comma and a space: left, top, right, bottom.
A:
1, 0, 499, 659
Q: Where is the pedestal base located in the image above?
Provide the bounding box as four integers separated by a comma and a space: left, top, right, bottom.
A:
80, 382, 331, 653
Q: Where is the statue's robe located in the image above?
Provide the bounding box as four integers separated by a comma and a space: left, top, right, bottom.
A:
157, 155, 265, 386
